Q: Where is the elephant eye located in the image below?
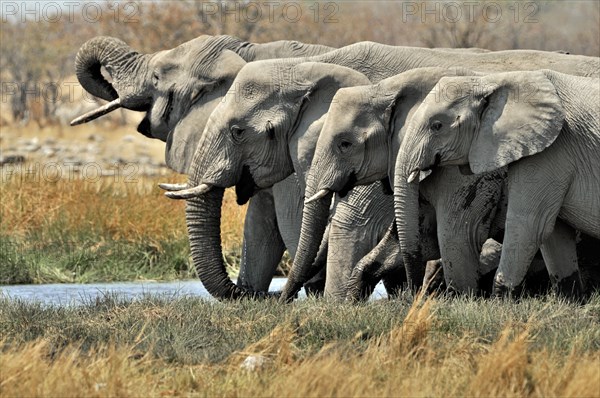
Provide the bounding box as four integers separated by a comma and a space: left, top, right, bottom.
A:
152, 72, 159, 87
230, 125, 245, 140
191, 88, 202, 104
430, 120, 443, 132
266, 121, 275, 140
338, 140, 353, 153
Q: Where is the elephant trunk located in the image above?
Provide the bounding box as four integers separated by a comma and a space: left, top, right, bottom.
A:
186, 188, 255, 299
394, 151, 425, 290
75, 36, 153, 112
280, 188, 333, 302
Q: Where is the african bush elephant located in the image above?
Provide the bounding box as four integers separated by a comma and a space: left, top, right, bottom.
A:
72, 35, 333, 296
396, 70, 600, 296
307, 67, 511, 295
164, 42, 599, 301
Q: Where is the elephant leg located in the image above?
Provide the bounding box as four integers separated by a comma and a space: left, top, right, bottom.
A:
540, 219, 584, 298
346, 220, 404, 301
426, 169, 504, 294
326, 183, 393, 301
236, 189, 285, 292
493, 172, 566, 297
272, 174, 304, 258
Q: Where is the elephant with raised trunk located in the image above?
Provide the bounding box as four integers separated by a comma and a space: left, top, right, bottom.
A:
396, 70, 600, 297
72, 35, 334, 297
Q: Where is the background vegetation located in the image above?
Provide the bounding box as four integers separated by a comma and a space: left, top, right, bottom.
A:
1, 1, 599, 126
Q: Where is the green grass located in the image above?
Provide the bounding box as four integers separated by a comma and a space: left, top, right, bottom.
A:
0, 234, 193, 284
1, 293, 598, 364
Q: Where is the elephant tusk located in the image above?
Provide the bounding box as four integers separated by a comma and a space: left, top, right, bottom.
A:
419, 170, 432, 182
70, 98, 122, 126
407, 170, 420, 184
165, 183, 212, 199
304, 189, 330, 205
158, 183, 188, 191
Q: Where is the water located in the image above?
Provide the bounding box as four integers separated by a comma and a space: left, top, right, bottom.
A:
0, 278, 387, 306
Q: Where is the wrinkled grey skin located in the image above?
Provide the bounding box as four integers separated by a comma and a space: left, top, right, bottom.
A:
74, 35, 333, 298
151, 41, 599, 301
397, 70, 600, 297
279, 44, 599, 300
174, 60, 395, 300
169, 42, 599, 302
309, 67, 510, 296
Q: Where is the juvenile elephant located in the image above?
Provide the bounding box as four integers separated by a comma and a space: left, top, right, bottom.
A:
397, 70, 600, 296
307, 67, 511, 295
72, 35, 333, 296
165, 42, 599, 301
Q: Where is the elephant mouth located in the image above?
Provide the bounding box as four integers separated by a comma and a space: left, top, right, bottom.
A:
338, 172, 358, 198
407, 153, 441, 183
137, 116, 153, 138
235, 165, 259, 205
423, 153, 442, 172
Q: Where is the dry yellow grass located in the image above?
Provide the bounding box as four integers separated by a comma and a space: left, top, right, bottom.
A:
1, 172, 247, 256
1, 296, 598, 398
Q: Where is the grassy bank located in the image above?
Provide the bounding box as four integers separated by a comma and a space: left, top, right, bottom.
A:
0, 173, 254, 284
1, 294, 599, 396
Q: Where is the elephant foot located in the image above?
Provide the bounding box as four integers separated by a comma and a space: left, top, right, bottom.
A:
554, 270, 585, 302
492, 273, 524, 299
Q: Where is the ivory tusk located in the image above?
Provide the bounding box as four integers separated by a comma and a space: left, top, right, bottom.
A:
165, 183, 212, 199
419, 170, 432, 182
407, 170, 420, 184
158, 183, 188, 191
304, 189, 331, 205
70, 98, 122, 126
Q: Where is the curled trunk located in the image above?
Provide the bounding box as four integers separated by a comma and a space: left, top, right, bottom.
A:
75, 36, 152, 111
186, 188, 256, 299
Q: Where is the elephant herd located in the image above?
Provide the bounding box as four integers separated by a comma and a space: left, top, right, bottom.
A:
72, 35, 600, 302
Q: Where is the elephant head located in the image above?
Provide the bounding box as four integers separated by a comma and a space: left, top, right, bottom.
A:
308, 67, 476, 198
73, 35, 250, 173
394, 71, 565, 287
168, 60, 370, 300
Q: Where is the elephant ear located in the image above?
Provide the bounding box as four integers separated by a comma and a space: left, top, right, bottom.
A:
293, 62, 371, 98
208, 49, 247, 80
469, 71, 565, 174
